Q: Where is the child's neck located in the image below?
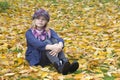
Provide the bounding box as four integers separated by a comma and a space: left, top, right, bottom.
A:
36, 27, 43, 31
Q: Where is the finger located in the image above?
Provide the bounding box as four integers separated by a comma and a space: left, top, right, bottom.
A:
49, 50, 54, 55
55, 54, 57, 57
56, 54, 58, 57
51, 52, 56, 56
56, 50, 59, 54
49, 50, 56, 56
52, 51, 58, 56
54, 52, 58, 57
56, 49, 61, 53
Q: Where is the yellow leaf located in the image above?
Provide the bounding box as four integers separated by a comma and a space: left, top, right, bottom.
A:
30, 66, 38, 72
74, 73, 84, 79
41, 67, 50, 72
0, 58, 9, 66
106, 48, 114, 54
4, 73, 15, 76
94, 50, 99, 55
14, 58, 24, 66
112, 72, 120, 78
0, 34, 5, 39
65, 75, 73, 79
17, 52, 22, 58
95, 74, 104, 77
58, 75, 65, 80
79, 59, 86, 65
19, 70, 30, 74
87, 59, 100, 70
115, 78, 120, 80
41, 71, 48, 78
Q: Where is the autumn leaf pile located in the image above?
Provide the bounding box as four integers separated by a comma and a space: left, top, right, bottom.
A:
0, 0, 120, 80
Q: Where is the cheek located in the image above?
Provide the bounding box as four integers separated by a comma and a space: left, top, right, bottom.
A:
35, 20, 39, 23
34, 20, 38, 24
43, 21, 48, 25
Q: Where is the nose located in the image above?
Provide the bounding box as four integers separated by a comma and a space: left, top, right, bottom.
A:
39, 19, 42, 22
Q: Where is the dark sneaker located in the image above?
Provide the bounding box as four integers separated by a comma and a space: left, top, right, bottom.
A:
54, 61, 70, 75
69, 61, 79, 73
61, 61, 70, 75
53, 62, 62, 73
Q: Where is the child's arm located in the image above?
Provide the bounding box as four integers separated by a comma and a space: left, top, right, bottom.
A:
45, 44, 62, 56
50, 29, 64, 48
45, 29, 64, 56
45, 44, 54, 50
26, 29, 48, 51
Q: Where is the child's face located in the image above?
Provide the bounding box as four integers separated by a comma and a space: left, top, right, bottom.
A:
35, 16, 48, 29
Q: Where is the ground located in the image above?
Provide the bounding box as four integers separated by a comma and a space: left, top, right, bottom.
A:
0, 0, 120, 80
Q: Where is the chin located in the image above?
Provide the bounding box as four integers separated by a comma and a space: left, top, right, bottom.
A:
37, 25, 43, 27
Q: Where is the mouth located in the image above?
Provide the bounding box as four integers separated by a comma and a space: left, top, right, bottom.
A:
38, 23, 43, 25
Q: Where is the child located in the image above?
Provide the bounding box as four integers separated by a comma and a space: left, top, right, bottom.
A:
25, 8, 79, 75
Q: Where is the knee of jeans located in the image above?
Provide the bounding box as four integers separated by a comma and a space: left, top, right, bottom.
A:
51, 38, 58, 43
43, 39, 52, 44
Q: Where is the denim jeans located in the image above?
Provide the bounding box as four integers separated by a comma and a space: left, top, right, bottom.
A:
39, 38, 68, 67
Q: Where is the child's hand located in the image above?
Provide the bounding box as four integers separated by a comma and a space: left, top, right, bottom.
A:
49, 44, 62, 56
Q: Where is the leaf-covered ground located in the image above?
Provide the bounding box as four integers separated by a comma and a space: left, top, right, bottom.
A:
0, 0, 120, 80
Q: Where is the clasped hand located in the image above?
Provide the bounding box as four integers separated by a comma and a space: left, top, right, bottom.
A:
49, 43, 62, 56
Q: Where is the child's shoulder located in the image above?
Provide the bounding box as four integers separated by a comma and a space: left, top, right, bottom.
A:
26, 29, 31, 32
47, 27, 55, 32
25, 28, 32, 34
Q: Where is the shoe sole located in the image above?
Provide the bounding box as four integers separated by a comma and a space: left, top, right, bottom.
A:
69, 62, 79, 73
62, 62, 70, 75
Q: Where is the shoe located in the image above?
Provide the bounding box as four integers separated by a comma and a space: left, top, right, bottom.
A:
69, 61, 79, 73
53, 61, 62, 73
54, 61, 70, 75
61, 61, 70, 75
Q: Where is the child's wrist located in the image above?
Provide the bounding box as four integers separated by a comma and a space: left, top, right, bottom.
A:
59, 42, 63, 48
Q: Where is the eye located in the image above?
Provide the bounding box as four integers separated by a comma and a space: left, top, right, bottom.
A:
37, 16, 47, 21
36, 17, 40, 19
42, 18, 46, 21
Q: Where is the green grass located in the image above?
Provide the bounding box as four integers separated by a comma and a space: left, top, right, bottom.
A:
0, 1, 10, 12
103, 74, 115, 80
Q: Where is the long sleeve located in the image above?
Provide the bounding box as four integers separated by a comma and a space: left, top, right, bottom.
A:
25, 29, 48, 51
50, 29, 64, 46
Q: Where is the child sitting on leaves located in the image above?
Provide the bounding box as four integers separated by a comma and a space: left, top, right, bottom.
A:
25, 8, 79, 75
